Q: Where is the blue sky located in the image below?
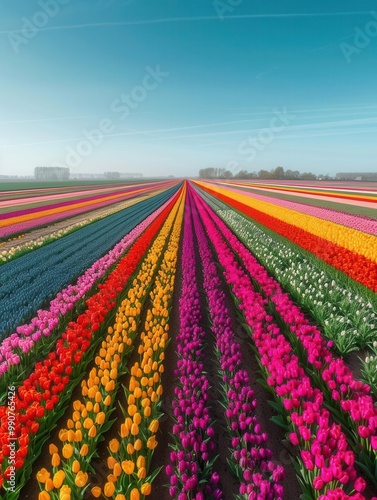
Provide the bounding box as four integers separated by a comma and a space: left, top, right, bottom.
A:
0, 0, 376, 178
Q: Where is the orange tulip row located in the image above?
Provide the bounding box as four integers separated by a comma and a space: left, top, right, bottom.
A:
94, 190, 185, 499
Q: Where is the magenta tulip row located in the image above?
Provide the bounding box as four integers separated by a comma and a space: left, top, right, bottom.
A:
0, 199, 170, 379
224, 184, 377, 236
166, 193, 221, 499
190, 190, 285, 499
191, 186, 371, 500
201, 194, 377, 464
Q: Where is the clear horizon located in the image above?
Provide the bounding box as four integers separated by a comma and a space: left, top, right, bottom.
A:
0, 1, 376, 178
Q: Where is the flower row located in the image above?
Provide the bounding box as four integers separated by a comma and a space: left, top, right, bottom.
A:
191, 189, 285, 499
0, 189, 182, 496
199, 193, 377, 478
0, 185, 180, 339
195, 181, 377, 291
222, 182, 377, 235
36, 189, 185, 500
0, 197, 172, 394
166, 191, 221, 499
192, 186, 371, 499
93, 189, 185, 499
0, 191, 156, 265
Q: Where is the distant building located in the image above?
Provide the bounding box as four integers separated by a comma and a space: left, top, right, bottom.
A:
70, 172, 143, 180
120, 172, 143, 178
104, 172, 121, 180
35, 167, 70, 181
336, 172, 377, 181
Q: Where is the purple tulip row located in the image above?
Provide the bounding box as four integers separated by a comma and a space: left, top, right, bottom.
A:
0, 199, 170, 380
223, 184, 377, 236
166, 193, 222, 499
190, 186, 372, 500
190, 190, 285, 500
200, 195, 377, 465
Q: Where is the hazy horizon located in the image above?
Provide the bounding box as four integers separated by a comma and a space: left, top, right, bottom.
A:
1, 1, 376, 178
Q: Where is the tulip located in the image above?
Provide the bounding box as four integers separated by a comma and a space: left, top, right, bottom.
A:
95, 411, 106, 425
113, 462, 122, 477
52, 470, 65, 488
75, 471, 88, 487
131, 423, 139, 436
39, 492, 51, 500
45, 478, 54, 491
59, 429, 68, 442
83, 417, 94, 429
51, 453, 60, 467
88, 425, 97, 438
137, 467, 147, 479
62, 443, 73, 459
71, 460, 80, 473
148, 419, 159, 433
121, 460, 135, 475
91, 486, 102, 498
104, 481, 116, 497
74, 429, 83, 442
130, 489, 140, 500
147, 435, 158, 449
136, 455, 146, 468
48, 444, 58, 456
141, 482, 152, 495
80, 444, 89, 456
134, 438, 142, 451
36, 468, 50, 483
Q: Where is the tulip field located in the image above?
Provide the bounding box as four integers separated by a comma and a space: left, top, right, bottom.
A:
1, 179, 377, 500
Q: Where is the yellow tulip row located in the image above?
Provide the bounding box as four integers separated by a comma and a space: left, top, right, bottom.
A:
195, 180, 377, 263
36, 190, 185, 500
94, 191, 185, 499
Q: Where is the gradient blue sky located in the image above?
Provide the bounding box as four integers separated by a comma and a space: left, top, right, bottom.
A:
0, 0, 376, 177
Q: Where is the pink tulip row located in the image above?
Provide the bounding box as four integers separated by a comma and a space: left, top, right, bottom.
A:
0, 199, 170, 383
201, 197, 377, 466
190, 186, 372, 500
190, 190, 285, 499
166, 193, 222, 499
223, 184, 377, 236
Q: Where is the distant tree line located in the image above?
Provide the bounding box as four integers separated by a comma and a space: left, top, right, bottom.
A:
198, 166, 328, 180
34, 167, 70, 181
